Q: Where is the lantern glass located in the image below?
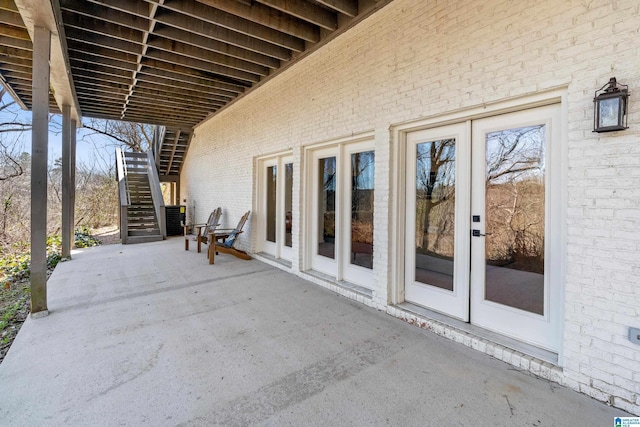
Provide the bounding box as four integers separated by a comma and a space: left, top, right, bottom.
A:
598, 97, 621, 128
593, 77, 629, 133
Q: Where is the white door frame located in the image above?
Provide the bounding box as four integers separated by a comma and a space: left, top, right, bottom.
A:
308, 145, 340, 276
470, 104, 562, 351
256, 153, 293, 261
391, 90, 567, 355
404, 122, 471, 320
342, 140, 376, 288
304, 134, 376, 288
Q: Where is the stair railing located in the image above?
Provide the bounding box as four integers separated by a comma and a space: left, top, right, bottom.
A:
152, 125, 166, 171
115, 147, 130, 244
146, 150, 166, 239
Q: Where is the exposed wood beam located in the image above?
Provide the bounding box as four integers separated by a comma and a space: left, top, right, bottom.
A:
0, 45, 31, 59
71, 68, 132, 85
253, 0, 337, 30
85, 111, 197, 127
74, 82, 129, 97
60, 0, 150, 31
70, 62, 132, 79
194, 0, 321, 40
2, 64, 33, 78
81, 0, 152, 18
153, 25, 280, 69
76, 94, 125, 107
138, 66, 245, 94
0, 24, 30, 40
141, 56, 252, 88
0, 55, 31, 67
61, 11, 145, 44
76, 80, 229, 107
155, 10, 291, 60
0, 9, 24, 27
66, 29, 143, 56
145, 48, 261, 84
0, 0, 19, 12
69, 53, 137, 74
128, 89, 223, 108
72, 75, 132, 91
134, 82, 232, 103
159, 0, 307, 50
135, 72, 238, 99
66, 39, 140, 63
127, 97, 222, 113
123, 105, 205, 124
14, 0, 82, 123
147, 36, 270, 76
123, 0, 171, 121
315, 0, 357, 17
0, 35, 32, 50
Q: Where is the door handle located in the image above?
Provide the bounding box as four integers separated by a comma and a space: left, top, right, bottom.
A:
472, 229, 491, 237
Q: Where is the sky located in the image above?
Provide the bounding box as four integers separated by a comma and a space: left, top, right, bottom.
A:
2, 90, 127, 172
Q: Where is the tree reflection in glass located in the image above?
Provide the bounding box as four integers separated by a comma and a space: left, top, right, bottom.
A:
415, 139, 456, 291
484, 125, 545, 315
266, 165, 277, 243
351, 151, 374, 269
284, 163, 293, 248
318, 157, 336, 259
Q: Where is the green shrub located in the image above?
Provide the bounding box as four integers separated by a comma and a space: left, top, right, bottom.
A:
74, 226, 102, 248
0, 229, 101, 287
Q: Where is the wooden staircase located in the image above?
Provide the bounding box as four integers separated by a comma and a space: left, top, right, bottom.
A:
119, 151, 164, 244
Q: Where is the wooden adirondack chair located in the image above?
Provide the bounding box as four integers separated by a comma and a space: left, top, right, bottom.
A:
207, 210, 251, 264
184, 207, 222, 253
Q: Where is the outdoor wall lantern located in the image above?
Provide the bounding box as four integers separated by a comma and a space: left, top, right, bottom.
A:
593, 77, 630, 133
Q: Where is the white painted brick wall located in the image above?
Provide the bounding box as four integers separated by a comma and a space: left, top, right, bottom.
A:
181, 0, 640, 414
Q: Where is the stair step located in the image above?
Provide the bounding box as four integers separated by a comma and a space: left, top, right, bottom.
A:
127, 210, 156, 215
128, 229, 160, 236
128, 221, 158, 228
125, 234, 163, 244
128, 215, 156, 220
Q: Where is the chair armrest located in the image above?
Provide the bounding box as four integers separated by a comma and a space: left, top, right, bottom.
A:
210, 228, 236, 234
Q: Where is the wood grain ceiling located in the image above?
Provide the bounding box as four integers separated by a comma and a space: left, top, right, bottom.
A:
1, 0, 391, 174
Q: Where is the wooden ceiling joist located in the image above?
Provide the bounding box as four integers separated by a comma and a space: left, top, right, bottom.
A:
0, 0, 392, 175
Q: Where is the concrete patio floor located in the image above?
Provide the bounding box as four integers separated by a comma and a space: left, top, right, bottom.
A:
0, 237, 629, 426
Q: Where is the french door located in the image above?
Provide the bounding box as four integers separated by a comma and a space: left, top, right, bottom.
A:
309, 140, 375, 288
259, 155, 293, 261
405, 105, 561, 351
404, 122, 471, 321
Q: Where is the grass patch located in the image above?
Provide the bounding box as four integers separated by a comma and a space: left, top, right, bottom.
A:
0, 281, 30, 361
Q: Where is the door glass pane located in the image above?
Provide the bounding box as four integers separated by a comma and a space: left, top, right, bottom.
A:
318, 157, 336, 259
415, 140, 456, 290
351, 151, 374, 269
266, 165, 277, 243
485, 125, 545, 315
284, 162, 293, 248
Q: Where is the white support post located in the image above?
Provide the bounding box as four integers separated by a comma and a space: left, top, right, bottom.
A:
61, 105, 72, 259
30, 26, 51, 317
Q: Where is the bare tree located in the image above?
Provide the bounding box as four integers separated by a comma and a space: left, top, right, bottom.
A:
81, 118, 152, 153
415, 139, 456, 256
485, 125, 545, 272
0, 88, 30, 181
